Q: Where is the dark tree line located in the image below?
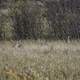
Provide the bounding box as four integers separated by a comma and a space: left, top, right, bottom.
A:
0, 0, 80, 40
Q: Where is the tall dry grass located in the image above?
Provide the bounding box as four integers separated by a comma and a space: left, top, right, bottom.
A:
0, 40, 80, 80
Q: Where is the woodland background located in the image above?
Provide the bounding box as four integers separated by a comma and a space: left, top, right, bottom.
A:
0, 0, 80, 40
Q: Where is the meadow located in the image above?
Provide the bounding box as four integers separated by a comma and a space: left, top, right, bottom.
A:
0, 40, 80, 80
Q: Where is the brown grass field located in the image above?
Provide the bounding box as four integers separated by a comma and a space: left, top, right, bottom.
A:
0, 40, 80, 80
